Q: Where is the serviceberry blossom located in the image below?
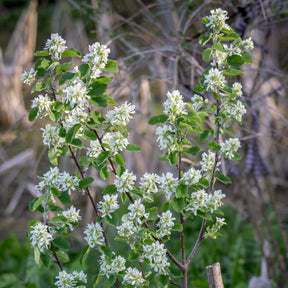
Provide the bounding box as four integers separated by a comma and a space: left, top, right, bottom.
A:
181, 167, 202, 186
99, 254, 126, 277
64, 77, 90, 108
220, 138, 241, 159
143, 241, 170, 274
117, 221, 137, 238
158, 172, 178, 196
29, 222, 53, 252
232, 82, 243, 97
122, 267, 145, 287
139, 173, 159, 197
222, 100, 246, 122
185, 189, 209, 215
31, 93, 53, 116
55, 270, 87, 288
200, 151, 220, 173
40, 124, 65, 148
97, 194, 119, 218
206, 190, 226, 213
205, 8, 230, 31
86, 139, 103, 159
84, 222, 105, 248
157, 210, 175, 238
128, 199, 149, 224
105, 131, 129, 154
163, 90, 187, 122
44, 33, 67, 61
240, 37, 254, 50
114, 170, 136, 193
106, 101, 135, 127
204, 68, 226, 91
60, 206, 81, 231
155, 124, 178, 152
21, 68, 36, 85
63, 106, 89, 130
223, 43, 242, 56
205, 217, 226, 239
191, 94, 204, 111
82, 42, 110, 79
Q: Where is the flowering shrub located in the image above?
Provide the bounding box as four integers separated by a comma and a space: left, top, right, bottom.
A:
24, 9, 253, 288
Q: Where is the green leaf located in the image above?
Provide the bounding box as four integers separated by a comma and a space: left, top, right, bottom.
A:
53, 238, 70, 251
116, 165, 125, 177
79, 155, 89, 166
105, 213, 119, 226
58, 191, 71, 205
121, 192, 126, 203
49, 111, 62, 123
29, 196, 44, 211
212, 43, 226, 53
213, 91, 219, 100
88, 81, 107, 97
34, 50, 49, 56
48, 148, 58, 166
219, 32, 240, 41
51, 187, 61, 197
207, 141, 221, 151
70, 138, 83, 148
82, 130, 97, 141
168, 151, 178, 166
55, 250, 69, 263
156, 274, 170, 287
198, 211, 213, 221
241, 51, 253, 64
221, 126, 234, 137
202, 48, 212, 62
193, 85, 207, 93
59, 72, 76, 85
171, 197, 185, 213
183, 146, 202, 156
215, 173, 232, 184
198, 177, 210, 188
162, 201, 170, 212
103, 184, 117, 195
231, 152, 242, 160
28, 107, 39, 121
199, 130, 210, 143
199, 33, 212, 45
34, 247, 40, 266
148, 114, 168, 125
34, 58, 51, 77
176, 183, 188, 198
223, 68, 244, 76
58, 145, 68, 157
227, 55, 245, 68
172, 223, 183, 232
125, 143, 141, 152
94, 151, 111, 168
99, 245, 113, 257
103, 60, 119, 73
56, 62, 74, 74
91, 111, 105, 124
115, 153, 125, 165
79, 64, 90, 78
128, 252, 139, 260
80, 245, 90, 265
79, 177, 94, 189
40, 252, 50, 268
33, 81, 48, 92
147, 207, 158, 221
65, 124, 81, 143
58, 126, 66, 138
62, 48, 82, 58
100, 166, 110, 180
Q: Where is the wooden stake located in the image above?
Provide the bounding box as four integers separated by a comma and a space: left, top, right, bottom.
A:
206, 262, 224, 288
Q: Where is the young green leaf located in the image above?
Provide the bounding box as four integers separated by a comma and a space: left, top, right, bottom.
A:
148, 114, 168, 125
182, 146, 202, 156
53, 238, 70, 251
202, 48, 212, 62
125, 143, 141, 152
227, 55, 245, 68
28, 107, 39, 122
58, 191, 72, 205
223, 68, 244, 76
103, 60, 119, 73
176, 183, 188, 198
171, 197, 185, 213
79, 177, 94, 189
62, 48, 82, 58
103, 184, 117, 195
215, 173, 232, 184
207, 141, 221, 151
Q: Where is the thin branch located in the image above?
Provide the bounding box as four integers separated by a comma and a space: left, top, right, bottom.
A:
169, 278, 181, 287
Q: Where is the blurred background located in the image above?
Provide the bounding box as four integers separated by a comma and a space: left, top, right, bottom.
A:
0, 0, 288, 287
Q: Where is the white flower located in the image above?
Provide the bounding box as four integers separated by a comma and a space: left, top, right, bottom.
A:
155, 125, 178, 152
222, 100, 246, 122
205, 8, 230, 31
82, 42, 110, 79
105, 131, 129, 154
213, 50, 227, 67
158, 172, 178, 196
44, 33, 67, 61
21, 68, 36, 85
114, 170, 136, 193
220, 138, 241, 159
31, 94, 53, 115
84, 222, 105, 248
29, 222, 53, 252
204, 68, 226, 91
60, 206, 81, 230
63, 106, 89, 130
185, 189, 209, 215
181, 168, 202, 186
86, 139, 103, 159
128, 199, 149, 224
206, 190, 226, 213
97, 194, 119, 218
205, 217, 226, 239
40, 124, 65, 148
139, 173, 159, 197
117, 221, 137, 238
72, 271, 87, 288
191, 94, 204, 111
122, 267, 145, 287
163, 90, 187, 122
143, 241, 170, 274
106, 102, 135, 127
232, 82, 242, 97
59, 171, 80, 195
157, 210, 175, 238
240, 37, 254, 50
99, 254, 126, 278
55, 270, 87, 288
223, 43, 242, 56
200, 151, 219, 173
64, 77, 90, 108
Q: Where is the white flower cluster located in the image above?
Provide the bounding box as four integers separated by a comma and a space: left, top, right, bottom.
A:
163, 90, 187, 122
143, 241, 170, 274
63, 106, 89, 130
155, 124, 178, 152
204, 68, 226, 91
21, 68, 37, 85
31, 94, 53, 115
139, 173, 159, 198
122, 267, 145, 287
60, 206, 81, 231
106, 102, 135, 127
222, 100, 246, 122
181, 167, 202, 186
97, 194, 119, 218
205, 217, 226, 239
239, 37, 254, 50
29, 222, 53, 252
191, 94, 204, 111
158, 172, 178, 196
128, 199, 149, 225
220, 138, 241, 159
64, 77, 90, 108
99, 254, 126, 278
114, 170, 136, 193
157, 210, 175, 238
205, 8, 230, 31
35, 167, 79, 195
44, 33, 67, 61
200, 151, 220, 173
40, 124, 65, 149
232, 82, 243, 98
82, 42, 110, 79
117, 221, 137, 238
185, 189, 225, 215
84, 222, 105, 248
55, 270, 87, 288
